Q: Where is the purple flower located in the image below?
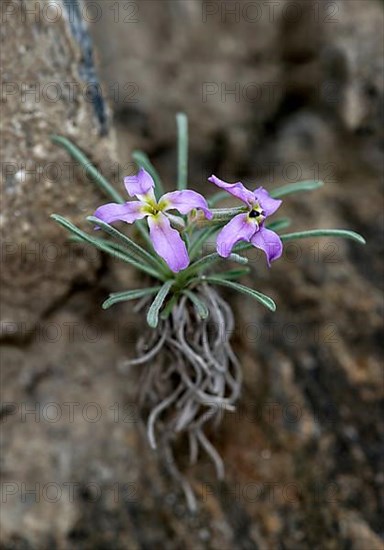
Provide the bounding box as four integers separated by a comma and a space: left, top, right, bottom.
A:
94, 168, 212, 272
209, 175, 283, 266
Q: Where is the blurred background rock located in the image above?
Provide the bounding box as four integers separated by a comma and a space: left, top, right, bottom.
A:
1, 0, 383, 548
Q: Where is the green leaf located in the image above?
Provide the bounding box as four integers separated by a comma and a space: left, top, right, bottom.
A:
70, 233, 135, 252
86, 216, 169, 275
160, 294, 179, 320
209, 206, 248, 222
271, 180, 324, 198
51, 136, 155, 252
189, 226, 218, 260
134, 219, 154, 251
183, 231, 191, 251
102, 287, 161, 309
266, 217, 292, 232
132, 150, 165, 199
51, 135, 124, 203
184, 252, 248, 280
183, 290, 209, 319
202, 276, 276, 312
147, 280, 174, 328
213, 267, 251, 280
176, 112, 188, 190
280, 229, 366, 245
233, 241, 253, 252
207, 191, 231, 207
51, 214, 163, 280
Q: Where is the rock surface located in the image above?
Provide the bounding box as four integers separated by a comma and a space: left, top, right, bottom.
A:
1, 0, 118, 332
1, 0, 383, 548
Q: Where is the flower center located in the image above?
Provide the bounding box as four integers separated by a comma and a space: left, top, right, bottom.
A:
249, 209, 259, 218
142, 193, 164, 216
248, 203, 265, 223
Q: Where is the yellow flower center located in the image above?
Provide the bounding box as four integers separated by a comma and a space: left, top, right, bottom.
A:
140, 193, 170, 217
248, 202, 265, 224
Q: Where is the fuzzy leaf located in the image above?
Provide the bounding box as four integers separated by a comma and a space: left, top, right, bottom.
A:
176, 113, 188, 190
51, 214, 163, 280
51, 136, 154, 250
147, 281, 174, 328
202, 276, 276, 312
160, 294, 179, 320
184, 251, 248, 279
271, 180, 324, 198
189, 226, 219, 260
280, 229, 366, 245
266, 217, 292, 232
51, 135, 124, 203
183, 290, 209, 319
135, 219, 154, 250
207, 191, 231, 207
102, 287, 161, 309
213, 267, 251, 280
86, 216, 169, 274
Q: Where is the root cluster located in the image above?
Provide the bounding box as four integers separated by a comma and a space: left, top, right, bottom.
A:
123, 284, 242, 511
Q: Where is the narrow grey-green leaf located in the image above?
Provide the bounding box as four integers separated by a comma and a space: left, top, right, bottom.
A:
52, 136, 153, 251
266, 217, 292, 232
51, 135, 124, 203
233, 241, 252, 252
132, 150, 165, 199
208, 191, 231, 207
213, 267, 251, 280
135, 219, 154, 250
176, 112, 188, 190
73, 234, 160, 271
271, 180, 324, 198
183, 290, 209, 319
184, 251, 248, 279
280, 229, 366, 245
189, 226, 219, 260
147, 280, 174, 328
102, 287, 161, 309
160, 294, 179, 320
203, 276, 276, 312
86, 216, 169, 274
51, 214, 163, 279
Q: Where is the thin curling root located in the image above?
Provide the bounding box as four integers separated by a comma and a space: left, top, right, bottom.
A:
123, 284, 242, 512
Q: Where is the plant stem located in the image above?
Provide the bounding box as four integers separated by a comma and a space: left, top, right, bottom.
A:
188, 206, 247, 228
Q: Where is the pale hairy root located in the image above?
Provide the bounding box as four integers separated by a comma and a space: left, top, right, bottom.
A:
122, 284, 242, 511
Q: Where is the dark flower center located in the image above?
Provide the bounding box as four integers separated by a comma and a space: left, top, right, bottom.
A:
249, 209, 263, 218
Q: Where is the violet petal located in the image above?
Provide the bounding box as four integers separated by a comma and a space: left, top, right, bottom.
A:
250, 226, 283, 266
254, 187, 282, 216
147, 213, 189, 272
124, 168, 155, 198
161, 190, 213, 219
93, 202, 147, 224
208, 175, 255, 206
216, 213, 257, 258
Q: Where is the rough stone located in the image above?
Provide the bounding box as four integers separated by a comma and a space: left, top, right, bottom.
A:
1, 0, 383, 548
1, 0, 119, 332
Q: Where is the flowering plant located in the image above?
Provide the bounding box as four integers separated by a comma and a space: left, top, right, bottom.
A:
51, 113, 365, 510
